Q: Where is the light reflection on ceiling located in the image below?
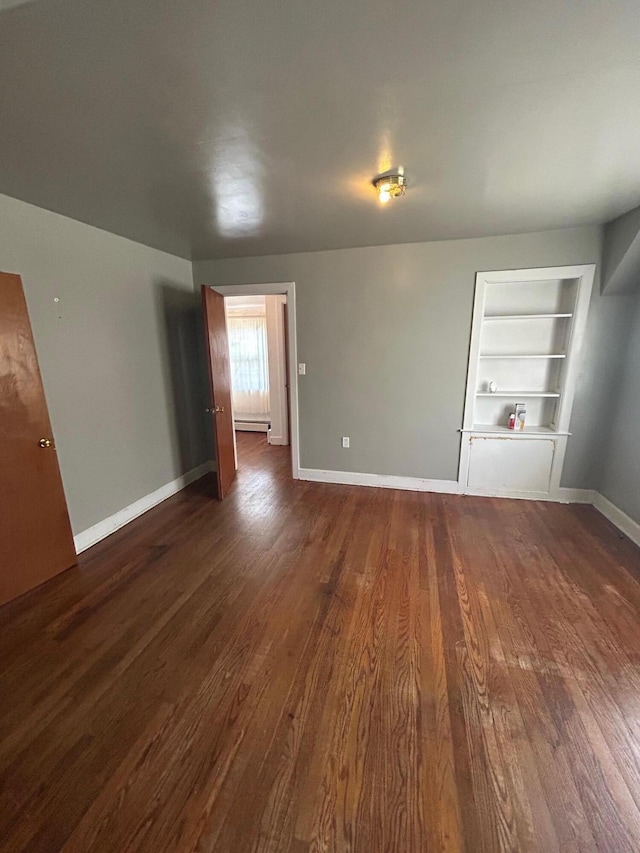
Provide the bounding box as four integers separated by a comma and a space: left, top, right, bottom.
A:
210, 124, 265, 239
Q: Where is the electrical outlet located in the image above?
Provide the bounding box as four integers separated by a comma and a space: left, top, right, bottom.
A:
342, 436, 350, 448
298, 363, 306, 375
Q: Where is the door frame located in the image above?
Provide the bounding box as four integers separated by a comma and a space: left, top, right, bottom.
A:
205, 281, 300, 480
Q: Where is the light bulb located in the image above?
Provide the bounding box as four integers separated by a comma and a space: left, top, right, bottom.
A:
373, 173, 407, 204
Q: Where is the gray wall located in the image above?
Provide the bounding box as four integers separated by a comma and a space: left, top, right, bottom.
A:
0, 192, 210, 535
599, 295, 640, 523
602, 204, 640, 295
561, 284, 636, 489
194, 226, 604, 487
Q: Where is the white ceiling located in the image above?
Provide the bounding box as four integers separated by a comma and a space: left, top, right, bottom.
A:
1, 0, 640, 260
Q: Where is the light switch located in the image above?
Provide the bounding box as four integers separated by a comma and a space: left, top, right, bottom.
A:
298, 363, 306, 375
342, 437, 350, 448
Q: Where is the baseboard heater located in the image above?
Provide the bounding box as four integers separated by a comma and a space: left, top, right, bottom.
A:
235, 420, 270, 433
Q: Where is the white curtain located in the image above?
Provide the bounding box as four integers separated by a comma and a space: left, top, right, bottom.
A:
228, 314, 270, 415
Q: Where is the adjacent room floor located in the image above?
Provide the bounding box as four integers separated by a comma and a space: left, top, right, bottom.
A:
1, 432, 640, 852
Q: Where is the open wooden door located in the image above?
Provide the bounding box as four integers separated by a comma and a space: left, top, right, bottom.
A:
201, 286, 236, 499
0, 272, 76, 606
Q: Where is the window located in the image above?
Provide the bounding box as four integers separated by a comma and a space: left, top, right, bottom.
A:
227, 315, 270, 415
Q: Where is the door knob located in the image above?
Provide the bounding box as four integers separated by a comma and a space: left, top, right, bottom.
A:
38, 438, 53, 448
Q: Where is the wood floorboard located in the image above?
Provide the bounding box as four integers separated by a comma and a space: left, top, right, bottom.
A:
2, 431, 640, 851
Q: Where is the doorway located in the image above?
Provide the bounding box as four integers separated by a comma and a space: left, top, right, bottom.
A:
225, 294, 289, 445
226, 293, 289, 474
202, 282, 300, 498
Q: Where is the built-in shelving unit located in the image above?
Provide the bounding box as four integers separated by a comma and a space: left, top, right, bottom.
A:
458, 265, 595, 499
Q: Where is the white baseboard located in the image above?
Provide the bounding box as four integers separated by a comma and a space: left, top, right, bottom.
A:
298, 467, 460, 495
74, 460, 216, 554
235, 421, 269, 432
455, 486, 597, 503
463, 487, 557, 501
593, 492, 640, 548
268, 435, 288, 446
556, 487, 596, 504
297, 468, 603, 504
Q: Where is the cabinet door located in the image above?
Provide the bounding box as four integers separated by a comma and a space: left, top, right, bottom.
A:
467, 437, 556, 496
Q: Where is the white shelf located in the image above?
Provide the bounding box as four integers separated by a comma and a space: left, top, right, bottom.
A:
483, 313, 573, 321
480, 353, 566, 359
476, 391, 560, 398
461, 424, 570, 437
473, 424, 555, 434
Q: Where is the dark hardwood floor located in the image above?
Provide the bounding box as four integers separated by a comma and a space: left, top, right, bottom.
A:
2, 432, 640, 852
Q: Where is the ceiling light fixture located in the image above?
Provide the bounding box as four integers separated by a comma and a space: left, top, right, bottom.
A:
373, 172, 407, 203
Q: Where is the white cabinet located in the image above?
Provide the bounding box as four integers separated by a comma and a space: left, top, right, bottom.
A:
459, 265, 595, 499
467, 436, 556, 496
